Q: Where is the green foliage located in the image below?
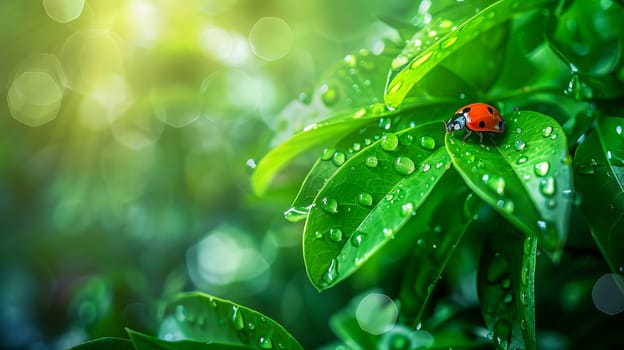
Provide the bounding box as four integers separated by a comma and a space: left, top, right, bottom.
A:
63, 0, 624, 349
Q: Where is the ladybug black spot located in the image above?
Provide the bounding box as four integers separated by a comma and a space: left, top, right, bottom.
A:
479, 120, 486, 128
487, 106, 494, 115
462, 107, 471, 114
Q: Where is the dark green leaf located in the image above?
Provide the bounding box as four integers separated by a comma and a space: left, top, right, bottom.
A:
478, 231, 537, 350
302, 122, 451, 290
445, 110, 572, 259
66, 337, 135, 350
157, 292, 303, 350
399, 171, 482, 324
384, 0, 556, 108
128, 329, 250, 350
574, 117, 624, 273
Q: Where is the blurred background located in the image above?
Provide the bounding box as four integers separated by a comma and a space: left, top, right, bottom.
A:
0, 0, 418, 349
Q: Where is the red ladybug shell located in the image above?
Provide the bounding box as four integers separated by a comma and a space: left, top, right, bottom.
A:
456, 103, 504, 133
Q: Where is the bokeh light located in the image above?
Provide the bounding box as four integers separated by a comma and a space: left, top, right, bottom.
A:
249, 17, 294, 61
8, 71, 63, 127
592, 273, 624, 315
355, 293, 398, 335
43, 0, 85, 23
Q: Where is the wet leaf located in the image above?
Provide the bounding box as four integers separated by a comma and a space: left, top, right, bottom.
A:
399, 176, 482, 324
478, 232, 537, 350
157, 292, 303, 350
302, 122, 452, 290
384, 0, 555, 108
445, 110, 572, 259
574, 117, 624, 274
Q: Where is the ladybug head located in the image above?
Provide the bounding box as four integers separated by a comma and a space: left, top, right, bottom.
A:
444, 114, 466, 133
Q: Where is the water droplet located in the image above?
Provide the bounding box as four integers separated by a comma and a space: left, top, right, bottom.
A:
483, 175, 505, 195
358, 192, 374, 207
550, 133, 558, 140
258, 336, 273, 349
515, 127, 522, 134
352, 143, 362, 152
328, 227, 343, 242
514, 139, 526, 151
517, 156, 528, 165
419, 135, 436, 150
521, 266, 529, 285
542, 126, 553, 137
520, 318, 527, 331
320, 84, 337, 106
502, 278, 511, 289
321, 148, 335, 161
546, 198, 557, 209
247, 321, 256, 331
232, 306, 244, 330
320, 197, 338, 214
284, 205, 312, 222
365, 155, 379, 168
383, 227, 394, 238
616, 125, 622, 135
440, 36, 458, 49
534, 161, 550, 177
332, 151, 346, 166
402, 202, 415, 216
421, 163, 431, 172
503, 293, 513, 304
520, 291, 529, 305
400, 133, 414, 145
381, 133, 399, 151
496, 199, 515, 214
394, 156, 416, 176
493, 319, 512, 347
539, 176, 556, 196
410, 51, 433, 69
487, 253, 510, 283
351, 232, 366, 247
322, 258, 338, 285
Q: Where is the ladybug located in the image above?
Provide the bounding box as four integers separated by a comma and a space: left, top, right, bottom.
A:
445, 103, 505, 144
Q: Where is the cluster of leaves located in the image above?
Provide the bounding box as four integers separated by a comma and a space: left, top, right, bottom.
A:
71, 0, 624, 349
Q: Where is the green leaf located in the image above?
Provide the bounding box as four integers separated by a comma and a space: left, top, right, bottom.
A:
66, 337, 135, 350
128, 329, 250, 350
445, 110, 572, 259
399, 173, 482, 324
302, 122, 451, 290
478, 231, 537, 350
251, 109, 377, 195
384, 0, 555, 108
574, 117, 624, 273
288, 103, 458, 213
157, 292, 303, 350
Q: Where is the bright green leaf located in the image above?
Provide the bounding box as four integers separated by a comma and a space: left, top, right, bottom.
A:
384, 0, 555, 108
399, 173, 482, 324
574, 117, 624, 274
478, 231, 537, 350
157, 292, 303, 350
66, 337, 135, 350
445, 110, 572, 259
303, 122, 451, 290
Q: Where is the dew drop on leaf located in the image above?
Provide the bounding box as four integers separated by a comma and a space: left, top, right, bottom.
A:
232, 306, 244, 331
320, 84, 337, 106
516, 156, 528, 165
542, 126, 553, 137
381, 133, 399, 151
383, 227, 394, 238
534, 161, 550, 177
320, 197, 338, 214
520, 291, 529, 306
401, 202, 414, 216
539, 176, 556, 197
358, 192, 374, 207
322, 258, 338, 285
328, 227, 343, 242
351, 232, 366, 247
513, 139, 526, 151
394, 156, 416, 176
421, 163, 431, 173
365, 155, 379, 168
440, 36, 458, 49
283, 205, 311, 222
258, 336, 273, 349
419, 135, 436, 150
520, 318, 527, 331
343, 54, 357, 67
332, 151, 346, 166
321, 147, 335, 161
503, 293, 513, 304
